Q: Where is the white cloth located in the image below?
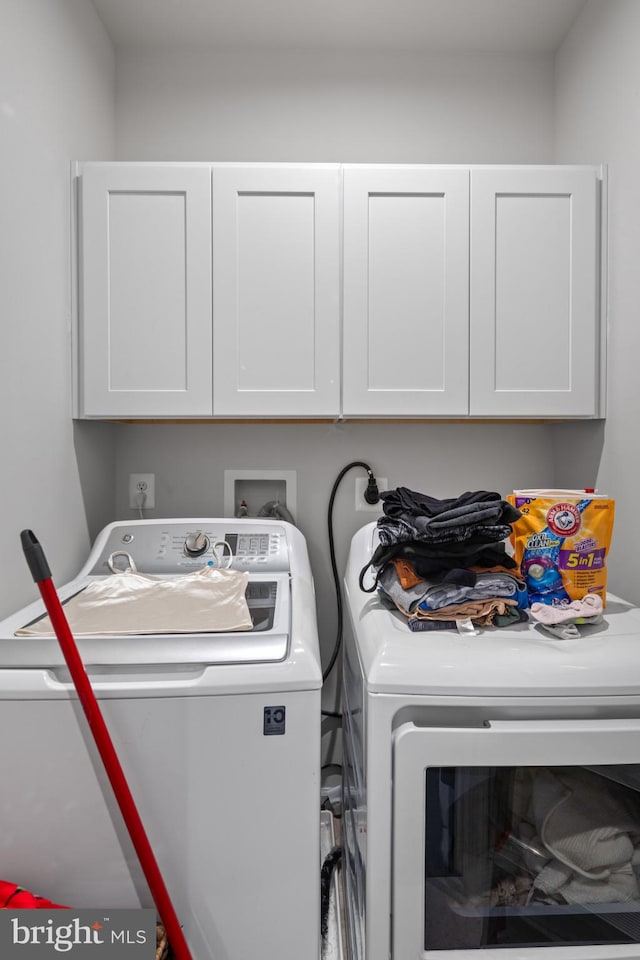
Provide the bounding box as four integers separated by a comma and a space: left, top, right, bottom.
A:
17, 565, 253, 636
528, 768, 640, 904
535, 859, 639, 905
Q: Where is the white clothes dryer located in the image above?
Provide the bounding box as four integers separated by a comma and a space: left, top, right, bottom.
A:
343, 521, 640, 960
0, 518, 322, 960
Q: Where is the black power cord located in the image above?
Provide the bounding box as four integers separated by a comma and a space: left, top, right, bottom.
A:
323, 461, 379, 683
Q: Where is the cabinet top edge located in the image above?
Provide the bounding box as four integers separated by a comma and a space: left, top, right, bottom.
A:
72, 161, 605, 175
73, 161, 342, 171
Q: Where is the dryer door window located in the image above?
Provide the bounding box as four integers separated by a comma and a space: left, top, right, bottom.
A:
424, 764, 640, 950
392, 720, 640, 956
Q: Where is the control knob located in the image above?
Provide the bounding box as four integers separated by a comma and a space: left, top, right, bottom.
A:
184, 532, 209, 557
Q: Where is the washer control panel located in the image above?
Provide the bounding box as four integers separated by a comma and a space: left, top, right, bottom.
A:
88, 522, 290, 574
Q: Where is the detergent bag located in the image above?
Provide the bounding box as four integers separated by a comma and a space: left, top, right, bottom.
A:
507, 490, 615, 608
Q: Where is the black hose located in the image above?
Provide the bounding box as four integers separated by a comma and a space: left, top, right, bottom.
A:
323, 461, 377, 682
320, 845, 343, 942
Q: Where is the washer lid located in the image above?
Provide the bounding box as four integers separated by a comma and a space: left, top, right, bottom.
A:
0, 573, 291, 669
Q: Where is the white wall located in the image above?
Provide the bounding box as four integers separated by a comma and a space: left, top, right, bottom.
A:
0, 0, 116, 617
116, 46, 554, 162
111, 45, 562, 707
553, 0, 640, 602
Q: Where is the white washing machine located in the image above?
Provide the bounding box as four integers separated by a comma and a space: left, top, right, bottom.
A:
0, 518, 322, 960
343, 521, 640, 960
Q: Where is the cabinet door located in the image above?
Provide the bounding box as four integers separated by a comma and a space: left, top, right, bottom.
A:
212, 164, 340, 417
470, 167, 600, 417
79, 164, 212, 417
343, 166, 469, 417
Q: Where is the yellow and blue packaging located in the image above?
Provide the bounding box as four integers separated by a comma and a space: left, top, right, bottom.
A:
507, 489, 615, 608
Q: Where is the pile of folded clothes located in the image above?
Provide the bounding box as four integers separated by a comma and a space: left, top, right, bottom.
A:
359, 487, 528, 631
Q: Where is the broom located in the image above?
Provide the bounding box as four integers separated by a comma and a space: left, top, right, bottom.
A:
21, 530, 192, 960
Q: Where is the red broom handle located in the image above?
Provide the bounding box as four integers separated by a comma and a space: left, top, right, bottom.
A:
21, 530, 193, 960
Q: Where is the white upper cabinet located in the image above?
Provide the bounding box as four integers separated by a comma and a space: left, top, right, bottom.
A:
343, 163, 603, 418
470, 166, 600, 417
212, 165, 340, 416
78, 164, 213, 417
75, 162, 603, 420
342, 166, 470, 417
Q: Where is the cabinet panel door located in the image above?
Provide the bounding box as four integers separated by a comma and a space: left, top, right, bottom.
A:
470, 167, 600, 417
212, 165, 340, 416
343, 166, 469, 417
79, 164, 212, 417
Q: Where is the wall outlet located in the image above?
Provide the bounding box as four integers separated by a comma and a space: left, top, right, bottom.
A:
129, 473, 155, 509
355, 476, 387, 512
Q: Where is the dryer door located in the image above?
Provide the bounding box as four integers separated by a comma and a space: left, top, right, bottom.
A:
393, 719, 640, 959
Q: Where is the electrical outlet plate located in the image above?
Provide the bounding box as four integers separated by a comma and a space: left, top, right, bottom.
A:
355, 477, 387, 512
129, 473, 155, 509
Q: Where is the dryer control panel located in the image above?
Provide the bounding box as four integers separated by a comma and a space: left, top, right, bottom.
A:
87, 521, 290, 575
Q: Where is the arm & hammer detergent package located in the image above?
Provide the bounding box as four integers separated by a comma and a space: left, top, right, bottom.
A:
507, 489, 615, 608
